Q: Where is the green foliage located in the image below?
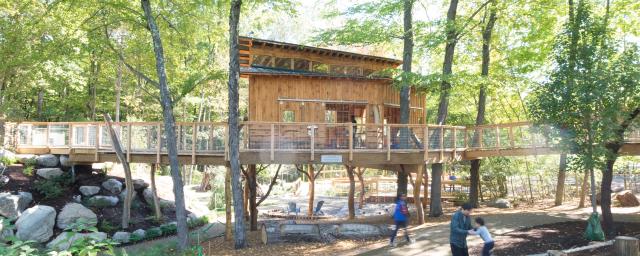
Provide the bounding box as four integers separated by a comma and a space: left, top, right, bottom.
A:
0, 237, 42, 256
1, 156, 17, 166
22, 166, 34, 176
187, 216, 209, 229
129, 233, 143, 243
160, 222, 178, 235
144, 227, 162, 240
23, 158, 37, 167
34, 174, 72, 200
64, 237, 117, 256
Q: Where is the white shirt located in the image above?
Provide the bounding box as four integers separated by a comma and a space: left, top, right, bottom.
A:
471, 226, 493, 243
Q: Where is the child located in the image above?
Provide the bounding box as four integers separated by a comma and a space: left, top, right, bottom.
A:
389, 193, 412, 247
469, 217, 494, 256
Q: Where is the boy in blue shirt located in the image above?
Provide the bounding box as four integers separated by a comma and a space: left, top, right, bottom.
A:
469, 217, 494, 256
389, 193, 412, 247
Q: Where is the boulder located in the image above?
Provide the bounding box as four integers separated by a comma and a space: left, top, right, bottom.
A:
132, 229, 146, 239
36, 168, 64, 180
143, 188, 175, 209
133, 179, 149, 191
72, 195, 82, 203
85, 195, 119, 208
47, 231, 107, 250
615, 190, 640, 207
36, 154, 59, 168
0, 192, 33, 218
113, 231, 131, 243
0, 149, 16, 161
59, 155, 72, 168
79, 186, 101, 197
0, 218, 14, 242
15, 205, 56, 242
118, 188, 138, 203
15, 154, 36, 164
490, 198, 511, 208
102, 178, 123, 194
56, 203, 98, 229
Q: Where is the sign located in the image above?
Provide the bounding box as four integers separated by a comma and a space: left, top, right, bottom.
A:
321, 155, 343, 163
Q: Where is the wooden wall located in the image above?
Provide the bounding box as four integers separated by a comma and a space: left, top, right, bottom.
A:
248, 76, 425, 124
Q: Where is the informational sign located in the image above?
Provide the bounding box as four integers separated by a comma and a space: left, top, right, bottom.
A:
321, 154, 343, 163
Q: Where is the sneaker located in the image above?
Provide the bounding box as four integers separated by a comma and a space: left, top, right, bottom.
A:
389, 241, 397, 247
408, 238, 415, 244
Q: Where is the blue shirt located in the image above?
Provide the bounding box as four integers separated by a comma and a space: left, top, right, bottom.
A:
393, 199, 409, 222
450, 210, 472, 248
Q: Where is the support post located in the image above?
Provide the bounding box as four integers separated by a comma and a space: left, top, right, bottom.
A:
349, 125, 353, 162
310, 125, 315, 161
95, 125, 100, 162
127, 124, 132, 162
452, 127, 457, 160
439, 127, 444, 163
509, 126, 515, 148
270, 124, 275, 162
156, 124, 161, 164
496, 126, 501, 148
423, 127, 429, 163
386, 125, 391, 161
68, 124, 73, 148
45, 123, 50, 147
192, 123, 197, 165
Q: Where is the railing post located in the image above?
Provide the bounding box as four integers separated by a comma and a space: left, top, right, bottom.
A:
310, 125, 315, 161
84, 125, 89, 146
95, 125, 100, 162
224, 125, 229, 161
496, 126, 501, 148
68, 124, 73, 148
439, 127, 444, 163
127, 124, 132, 162
423, 126, 429, 163
176, 125, 182, 153
386, 124, 391, 161
46, 123, 51, 147
349, 125, 353, 162
479, 128, 484, 149
509, 126, 515, 148
270, 124, 275, 162
464, 127, 468, 148
452, 127, 457, 160
192, 123, 197, 165
157, 124, 162, 164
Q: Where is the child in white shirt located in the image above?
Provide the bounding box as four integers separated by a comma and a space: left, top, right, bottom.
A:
469, 217, 494, 256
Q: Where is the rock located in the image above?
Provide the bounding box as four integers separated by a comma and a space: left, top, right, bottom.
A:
143, 188, 175, 209
59, 155, 72, 168
72, 195, 82, 203
0, 192, 33, 218
133, 179, 149, 191
79, 186, 101, 197
47, 231, 107, 251
0, 149, 16, 161
113, 231, 131, 243
36, 154, 59, 168
132, 229, 146, 239
85, 195, 119, 208
615, 190, 640, 207
15, 154, 36, 164
36, 168, 64, 180
0, 218, 14, 242
490, 198, 511, 208
612, 185, 625, 193
102, 178, 123, 194
56, 203, 98, 229
15, 205, 56, 242
118, 188, 138, 203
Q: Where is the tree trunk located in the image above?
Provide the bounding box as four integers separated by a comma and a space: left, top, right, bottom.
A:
37, 88, 44, 120
103, 113, 133, 229
555, 154, 567, 206
346, 165, 356, 220
398, 0, 414, 148
248, 165, 258, 231
308, 165, 315, 217
227, 0, 246, 248
225, 164, 232, 241
422, 168, 428, 211
397, 166, 408, 197
429, 164, 444, 217
414, 165, 425, 224
602, 158, 615, 237
469, 3, 496, 209
140, 0, 189, 249
579, 171, 589, 208
257, 165, 281, 207
150, 164, 162, 220
115, 58, 122, 122
356, 168, 366, 209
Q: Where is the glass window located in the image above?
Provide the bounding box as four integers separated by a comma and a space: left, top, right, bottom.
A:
252, 55, 272, 67
312, 62, 329, 73
330, 65, 346, 75
282, 111, 295, 122
274, 57, 292, 69
293, 59, 311, 71
344, 66, 361, 76
325, 110, 337, 123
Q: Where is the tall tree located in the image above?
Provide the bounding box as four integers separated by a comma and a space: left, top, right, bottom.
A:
469, 2, 497, 208
227, 0, 246, 248
430, 0, 459, 217
140, 0, 189, 250
554, 153, 567, 206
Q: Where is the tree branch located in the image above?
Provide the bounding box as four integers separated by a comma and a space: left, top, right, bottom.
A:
313, 164, 326, 180
295, 165, 310, 179
257, 164, 281, 206
455, 0, 493, 41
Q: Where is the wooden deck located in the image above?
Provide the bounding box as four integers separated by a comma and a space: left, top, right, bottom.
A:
6, 121, 640, 169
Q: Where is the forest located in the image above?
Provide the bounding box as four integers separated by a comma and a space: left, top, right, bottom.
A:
1, 0, 640, 255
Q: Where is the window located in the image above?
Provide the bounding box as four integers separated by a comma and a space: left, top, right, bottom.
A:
282, 111, 295, 122
252, 55, 273, 67
293, 59, 311, 71
274, 57, 292, 69
325, 110, 337, 123
363, 69, 376, 76
344, 66, 361, 76
312, 62, 329, 73
330, 65, 346, 75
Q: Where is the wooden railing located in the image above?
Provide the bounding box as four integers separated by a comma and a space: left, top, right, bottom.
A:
9, 121, 640, 162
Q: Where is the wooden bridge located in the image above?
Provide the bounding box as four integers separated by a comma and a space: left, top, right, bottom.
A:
6, 121, 640, 170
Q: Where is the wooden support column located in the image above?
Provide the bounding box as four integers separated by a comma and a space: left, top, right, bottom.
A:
439, 127, 444, 163
156, 124, 161, 164
452, 128, 457, 160
414, 165, 425, 224
423, 127, 429, 163
127, 124, 132, 162
496, 126, 501, 148
270, 124, 275, 162
386, 125, 391, 161
348, 125, 353, 162
192, 123, 197, 165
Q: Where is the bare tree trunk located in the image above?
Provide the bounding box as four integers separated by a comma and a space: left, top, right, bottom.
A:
601, 158, 615, 236
257, 165, 281, 207
115, 58, 122, 122
150, 164, 162, 220
308, 165, 315, 217
469, 4, 497, 208
422, 169, 428, 211
103, 113, 133, 229
248, 165, 258, 231
227, 0, 246, 248
397, 165, 408, 197
555, 154, 567, 206
346, 165, 356, 220
37, 88, 44, 120
398, 0, 414, 147
431, 0, 459, 218
225, 164, 232, 241
414, 165, 425, 224
356, 168, 366, 209
140, 0, 189, 249
579, 171, 589, 208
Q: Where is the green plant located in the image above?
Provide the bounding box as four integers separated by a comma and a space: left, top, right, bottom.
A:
23, 158, 37, 167
0, 237, 42, 256
97, 220, 117, 233
66, 237, 118, 256
34, 174, 73, 199
144, 227, 162, 239
160, 222, 177, 235
1, 156, 17, 166
22, 166, 34, 176
129, 233, 143, 243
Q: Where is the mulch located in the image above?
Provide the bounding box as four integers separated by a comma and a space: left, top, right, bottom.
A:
470, 221, 640, 256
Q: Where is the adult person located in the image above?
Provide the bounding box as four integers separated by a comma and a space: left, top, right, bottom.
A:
450, 202, 473, 256
389, 193, 412, 247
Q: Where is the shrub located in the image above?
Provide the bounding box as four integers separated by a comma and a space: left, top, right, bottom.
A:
0, 156, 16, 166
23, 166, 34, 176
187, 216, 209, 228
98, 220, 117, 233
144, 227, 162, 239
34, 174, 72, 199
23, 158, 37, 167
160, 223, 177, 235
129, 233, 143, 243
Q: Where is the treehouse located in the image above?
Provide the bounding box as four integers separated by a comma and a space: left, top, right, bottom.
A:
239, 36, 426, 152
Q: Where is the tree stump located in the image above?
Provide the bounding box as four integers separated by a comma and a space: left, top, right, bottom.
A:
614, 236, 639, 256
279, 224, 322, 242
261, 222, 282, 245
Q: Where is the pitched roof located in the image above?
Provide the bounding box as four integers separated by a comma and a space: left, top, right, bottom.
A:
239, 36, 402, 66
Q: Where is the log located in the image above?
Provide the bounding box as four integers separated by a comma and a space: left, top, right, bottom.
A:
280, 224, 322, 242
614, 236, 640, 256
261, 222, 283, 245
261, 223, 392, 244
337, 224, 392, 239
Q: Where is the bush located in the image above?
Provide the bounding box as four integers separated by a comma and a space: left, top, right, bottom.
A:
23, 158, 37, 167
144, 227, 162, 239
23, 166, 34, 176
34, 174, 72, 199
98, 220, 117, 233
160, 223, 177, 235
1, 156, 16, 166
129, 233, 143, 243
187, 216, 209, 228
